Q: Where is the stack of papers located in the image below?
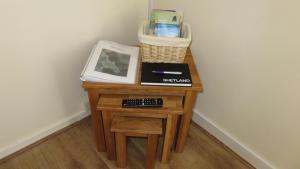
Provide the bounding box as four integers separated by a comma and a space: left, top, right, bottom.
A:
149, 9, 182, 37
80, 41, 139, 84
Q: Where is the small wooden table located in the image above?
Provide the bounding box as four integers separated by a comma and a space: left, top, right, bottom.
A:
82, 48, 203, 160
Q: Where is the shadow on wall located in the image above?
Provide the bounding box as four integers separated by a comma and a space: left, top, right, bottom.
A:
99, 7, 143, 45
50, 4, 145, 116
50, 41, 95, 116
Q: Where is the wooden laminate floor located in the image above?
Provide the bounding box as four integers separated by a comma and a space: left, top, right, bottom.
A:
0, 117, 255, 169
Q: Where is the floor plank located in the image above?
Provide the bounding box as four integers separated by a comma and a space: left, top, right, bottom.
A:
0, 117, 255, 169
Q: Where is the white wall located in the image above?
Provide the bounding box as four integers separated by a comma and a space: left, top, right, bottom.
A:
0, 0, 147, 157
155, 1, 300, 169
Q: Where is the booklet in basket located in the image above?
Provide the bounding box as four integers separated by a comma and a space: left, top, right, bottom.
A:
80, 41, 139, 84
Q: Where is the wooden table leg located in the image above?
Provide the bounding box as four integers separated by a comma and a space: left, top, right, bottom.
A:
115, 133, 127, 168
102, 111, 116, 160
161, 114, 178, 163
146, 134, 159, 169
87, 89, 106, 152
175, 91, 197, 153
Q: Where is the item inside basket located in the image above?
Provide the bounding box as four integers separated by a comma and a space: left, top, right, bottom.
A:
148, 9, 182, 38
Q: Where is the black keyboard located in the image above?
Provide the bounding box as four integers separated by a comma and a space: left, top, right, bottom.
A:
122, 98, 163, 108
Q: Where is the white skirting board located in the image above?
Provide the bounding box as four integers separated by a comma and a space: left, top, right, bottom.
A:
0, 111, 90, 160
192, 109, 276, 169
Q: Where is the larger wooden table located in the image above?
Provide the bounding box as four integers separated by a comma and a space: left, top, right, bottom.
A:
82, 48, 203, 159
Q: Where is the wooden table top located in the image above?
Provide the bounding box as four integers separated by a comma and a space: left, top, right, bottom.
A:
82, 48, 203, 92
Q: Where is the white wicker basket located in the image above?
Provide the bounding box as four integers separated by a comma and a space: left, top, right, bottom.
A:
138, 21, 192, 63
